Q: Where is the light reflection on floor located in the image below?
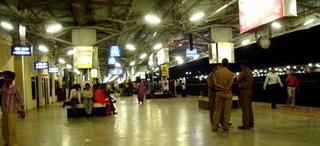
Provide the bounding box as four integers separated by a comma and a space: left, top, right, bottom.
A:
1, 95, 320, 146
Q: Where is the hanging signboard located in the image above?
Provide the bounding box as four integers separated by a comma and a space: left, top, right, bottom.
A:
109, 45, 121, 57
74, 46, 93, 69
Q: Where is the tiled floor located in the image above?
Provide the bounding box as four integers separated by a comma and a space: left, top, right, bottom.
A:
1, 95, 320, 146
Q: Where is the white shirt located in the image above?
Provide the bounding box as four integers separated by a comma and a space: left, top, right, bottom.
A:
263, 72, 283, 90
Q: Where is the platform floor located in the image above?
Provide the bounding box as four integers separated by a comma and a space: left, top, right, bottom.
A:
1, 95, 320, 146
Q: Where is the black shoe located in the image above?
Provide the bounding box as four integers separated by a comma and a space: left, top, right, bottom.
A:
229, 123, 232, 126
223, 128, 229, 131
249, 124, 254, 128
238, 126, 250, 129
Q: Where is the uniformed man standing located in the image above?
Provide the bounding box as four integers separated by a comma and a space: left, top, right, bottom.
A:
212, 58, 234, 132
207, 65, 217, 126
237, 60, 254, 129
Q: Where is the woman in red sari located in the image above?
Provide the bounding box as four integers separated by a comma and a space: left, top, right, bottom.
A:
93, 84, 111, 115
137, 80, 145, 104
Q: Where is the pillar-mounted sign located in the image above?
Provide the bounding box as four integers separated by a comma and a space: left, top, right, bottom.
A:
208, 42, 234, 64
161, 64, 169, 77
74, 46, 93, 69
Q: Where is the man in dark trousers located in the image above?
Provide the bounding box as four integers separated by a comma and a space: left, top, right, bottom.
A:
237, 60, 254, 129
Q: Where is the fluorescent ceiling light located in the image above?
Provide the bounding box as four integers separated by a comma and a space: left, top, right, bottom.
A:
1, 21, 13, 30
46, 24, 62, 33
66, 64, 72, 69
303, 19, 315, 26
190, 12, 205, 22
241, 39, 250, 45
178, 44, 183, 47
67, 50, 74, 55
126, 44, 136, 51
38, 45, 49, 52
74, 69, 80, 75
130, 61, 135, 66
271, 22, 281, 29
153, 32, 157, 37
145, 14, 161, 24
58, 58, 66, 64
140, 53, 147, 59
153, 43, 162, 50
115, 63, 121, 67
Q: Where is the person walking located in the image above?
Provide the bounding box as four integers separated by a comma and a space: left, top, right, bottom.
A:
211, 58, 234, 132
263, 67, 283, 109
285, 69, 299, 107
137, 80, 146, 104
82, 83, 93, 116
1, 71, 26, 146
237, 60, 254, 129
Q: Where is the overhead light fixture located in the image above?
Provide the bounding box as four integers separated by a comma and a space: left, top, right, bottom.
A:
190, 12, 205, 22
241, 39, 250, 45
74, 69, 80, 75
271, 22, 282, 29
140, 53, 147, 59
38, 45, 49, 52
58, 58, 66, 64
145, 14, 161, 24
1, 21, 13, 30
115, 63, 121, 67
126, 44, 136, 51
303, 19, 315, 26
67, 50, 74, 55
130, 61, 135, 66
66, 64, 72, 69
175, 56, 184, 64
46, 23, 62, 33
153, 32, 157, 37
178, 44, 183, 47
153, 43, 163, 50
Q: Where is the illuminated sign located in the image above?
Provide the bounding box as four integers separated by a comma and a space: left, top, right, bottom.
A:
34, 62, 49, 70
91, 69, 98, 78
208, 42, 234, 64
186, 48, 197, 58
109, 45, 121, 57
156, 48, 169, 65
107, 57, 117, 65
48, 67, 59, 73
74, 46, 93, 69
11, 45, 32, 56
109, 68, 124, 75
239, 0, 297, 33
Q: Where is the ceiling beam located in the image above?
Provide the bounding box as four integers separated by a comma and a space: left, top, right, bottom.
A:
90, 0, 132, 7
29, 31, 74, 45
17, 0, 61, 10
190, 0, 237, 30
95, 25, 140, 45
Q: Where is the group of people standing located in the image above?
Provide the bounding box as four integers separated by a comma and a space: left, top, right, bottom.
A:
207, 58, 300, 132
207, 58, 248, 132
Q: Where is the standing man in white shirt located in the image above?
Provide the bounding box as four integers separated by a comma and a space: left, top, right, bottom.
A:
263, 67, 283, 109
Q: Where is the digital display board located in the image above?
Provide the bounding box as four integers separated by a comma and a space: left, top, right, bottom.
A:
109, 45, 121, 57
109, 68, 124, 75
186, 48, 197, 58
48, 67, 59, 73
107, 57, 117, 65
11, 45, 32, 56
34, 62, 49, 70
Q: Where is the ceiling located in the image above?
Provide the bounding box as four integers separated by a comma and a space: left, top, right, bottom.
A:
0, 0, 320, 71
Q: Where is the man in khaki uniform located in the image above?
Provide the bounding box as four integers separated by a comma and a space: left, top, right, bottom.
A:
212, 58, 234, 132
207, 65, 218, 126
237, 60, 254, 129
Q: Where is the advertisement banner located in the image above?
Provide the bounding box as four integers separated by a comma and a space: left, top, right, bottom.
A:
161, 64, 169, 77
74, 46, 93, 69
239, 0, 297, 33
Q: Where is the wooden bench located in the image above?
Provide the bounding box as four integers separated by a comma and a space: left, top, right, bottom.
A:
198, 96, 239, 110
67, 103, 106, 117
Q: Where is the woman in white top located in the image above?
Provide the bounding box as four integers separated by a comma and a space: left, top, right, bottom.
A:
263, 67, 283, 109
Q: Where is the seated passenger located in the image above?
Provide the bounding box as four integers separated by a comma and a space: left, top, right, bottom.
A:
82, 83, 93, 116
63, 84, 81, 115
